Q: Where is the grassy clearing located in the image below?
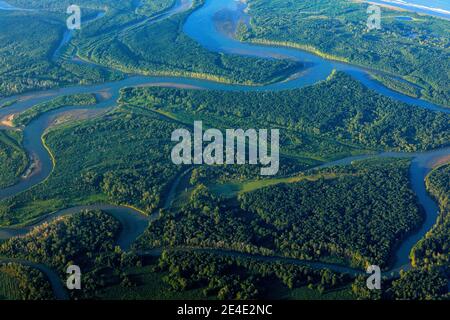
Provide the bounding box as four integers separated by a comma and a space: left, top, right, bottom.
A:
209, 172, 342, 197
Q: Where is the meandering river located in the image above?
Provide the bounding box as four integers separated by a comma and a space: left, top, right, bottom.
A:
0, 0, 448, 298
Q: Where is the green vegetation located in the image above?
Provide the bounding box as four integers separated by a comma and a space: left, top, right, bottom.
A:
426, 163, 450, 218
238, 159, 421, 269
13, 93, 97, 126
97, 263, 216, 300
351, 275, 382, 300
121, 72, 449, 157
7, 0, 173, 13
0, 210, 142, 298
411, 164, 449, 269
370, 73, 421, 98
0, 210, 120, 272
239, 0, 450, 106
209, 173, 312, 197
156, 250, 351, 299
0, 263, 53, 300
0, 10, 63, 97
0, 107, 181, 224
412, 216, 450, 269
0, 0, 301, 99
352, 164, 450, 300
0, 130, 28, 188
136, 159, 421, 269
188, 157, 317, 190
352, 267, 449, 300
390, 268, 448, 300
0, 0, 448, 301
98, 250, 355, 300
74, 0, 302, 85
208, 170, 348, 198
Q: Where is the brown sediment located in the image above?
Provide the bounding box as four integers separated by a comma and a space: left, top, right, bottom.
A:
50, 109, 109, 127
96, 90, 113, 101
0, 114, 15, 127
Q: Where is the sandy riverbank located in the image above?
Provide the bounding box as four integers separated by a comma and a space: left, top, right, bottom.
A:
0, 114, 15, 127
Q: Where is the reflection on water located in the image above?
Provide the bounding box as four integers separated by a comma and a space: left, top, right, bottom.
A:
52, 11, 106, 60
0, 0, 448, 272
184, 0, 449, 111
396, 16, 414, 20
0, 0, 18, 10
317, 147, 450, 270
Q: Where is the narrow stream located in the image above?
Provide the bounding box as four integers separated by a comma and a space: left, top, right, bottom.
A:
0, 0, 448, 297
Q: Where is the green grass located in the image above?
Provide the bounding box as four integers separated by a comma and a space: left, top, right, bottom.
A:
0, 100, 16, 110
0, 108, 182, 225
262, 277, 355, 300
75, 0, 302, 86
0, 8, 123, 99
97, 265, 215, 300
137, 0, 175, 16
209, 172, 340, 197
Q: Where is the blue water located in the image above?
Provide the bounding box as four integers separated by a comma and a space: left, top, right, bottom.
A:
52, 11, 107, 60
184, 0, 449, 111
396, 16, 414, 20
0, 0, 448, 273
368, 0, 450, 19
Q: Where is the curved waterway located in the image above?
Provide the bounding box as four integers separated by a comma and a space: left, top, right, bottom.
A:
0, 0, 448, 297
367, 0, 450, 20
52, 11, 107, 61
0, 257, 69, 300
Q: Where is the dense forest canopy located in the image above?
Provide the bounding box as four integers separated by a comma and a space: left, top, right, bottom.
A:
74, 0, 302, 85
239, 0, 450, 106
0, 0, 448, 301
0, 263, 53, 300
0, 0, 301, 98
0, 130, 27, 188
0, 107, 182, 224
136, 159, 422, 269
13, 93, 97, 126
